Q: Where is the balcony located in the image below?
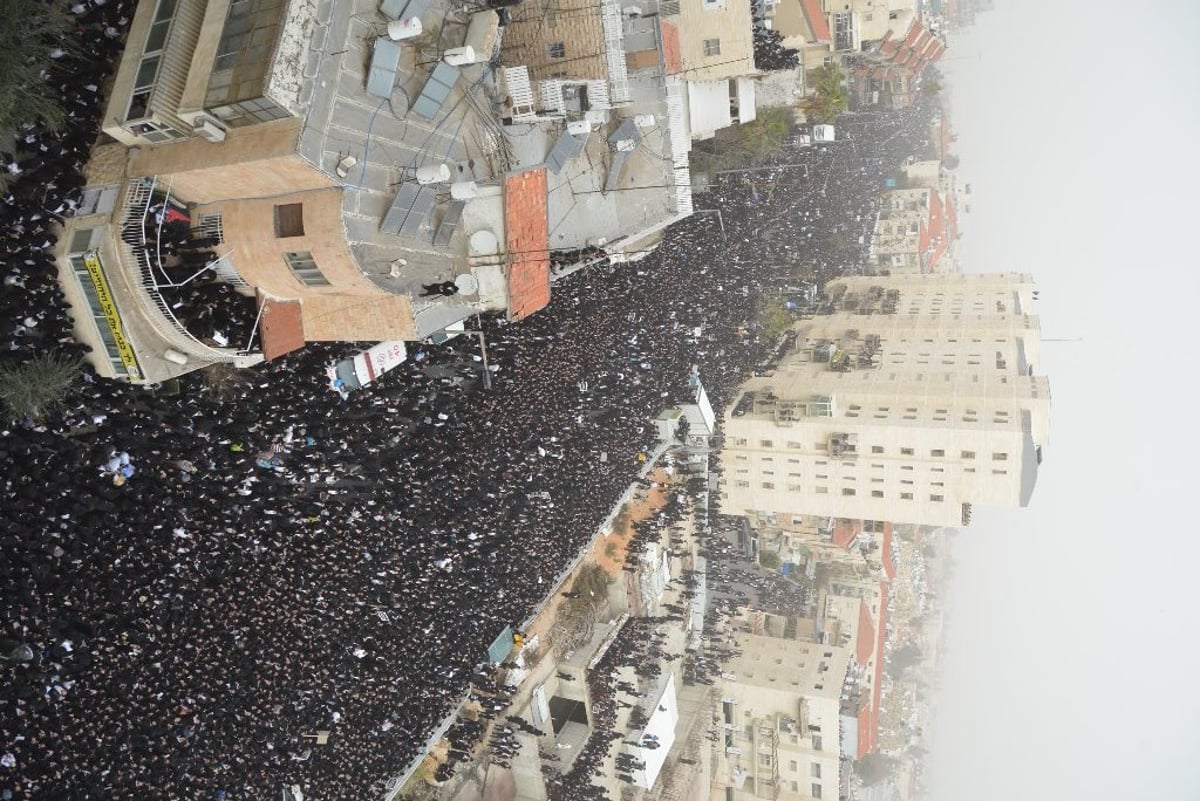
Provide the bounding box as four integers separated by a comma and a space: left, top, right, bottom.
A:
118, 178, 260, 364
828, 433, 858, 458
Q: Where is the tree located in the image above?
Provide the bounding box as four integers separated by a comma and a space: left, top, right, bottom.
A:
0, 352, 84, 422
0, 0, 78, 136
753, 25, 800, 71
803, 63, 849, 123
856, 753, 898, 786
887, 643, 922, 678
758, 550, 782, 570
692, 106, 794, 172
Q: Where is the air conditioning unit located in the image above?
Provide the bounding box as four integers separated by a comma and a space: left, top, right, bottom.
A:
192, 116, 227, 143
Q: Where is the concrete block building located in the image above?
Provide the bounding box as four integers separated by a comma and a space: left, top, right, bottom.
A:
719, 273, 1051, 527
711, 633, 852, 801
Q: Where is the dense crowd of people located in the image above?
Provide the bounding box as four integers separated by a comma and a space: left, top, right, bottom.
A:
0, 3, 938, 794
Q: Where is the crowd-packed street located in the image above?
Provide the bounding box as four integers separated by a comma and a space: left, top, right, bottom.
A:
0, 5, 939, 796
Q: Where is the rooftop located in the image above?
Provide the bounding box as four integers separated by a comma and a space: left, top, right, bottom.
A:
284, 0, 504, 327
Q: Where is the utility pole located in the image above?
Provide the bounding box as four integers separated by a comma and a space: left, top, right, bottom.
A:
695, 209, 727, 238
470, 313, 493, 390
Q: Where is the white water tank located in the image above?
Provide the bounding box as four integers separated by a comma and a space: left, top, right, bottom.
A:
415, 163, 451, 184
566, 119, 592, 136
633, 113, 656, 129
468, 229, 499, 256
450, 180, 478, 200
163, 349, 189, 365
443, 46, 476, 66
387, 17, 422, 40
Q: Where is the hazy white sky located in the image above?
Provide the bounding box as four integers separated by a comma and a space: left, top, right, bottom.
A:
929, 2, 1200, 799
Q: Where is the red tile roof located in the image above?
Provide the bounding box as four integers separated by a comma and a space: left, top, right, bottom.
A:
871, 582, 889, 747
257, 294, 305, 360
881, 523, 896, 581
801, 0, 832, 42
925, 189, 948, 271
857, 704, 874, 758
504, 167, 550, 321
832, 519, 860, 549
660, 20, 682, 74
939, 114, 953, 159
902, 21, 924, 49
855, 600, 876, 665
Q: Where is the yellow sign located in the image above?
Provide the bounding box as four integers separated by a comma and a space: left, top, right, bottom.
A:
82, 250, 142, 379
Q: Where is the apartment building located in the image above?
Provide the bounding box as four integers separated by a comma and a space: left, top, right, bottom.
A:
712, 633, 852, 801
870, 181, 956, 274
720, 273, 1050, 527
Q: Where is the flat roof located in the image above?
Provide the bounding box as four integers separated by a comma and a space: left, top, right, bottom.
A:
283, 0, 500, 293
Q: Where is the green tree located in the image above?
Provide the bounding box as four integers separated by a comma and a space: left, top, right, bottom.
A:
0, 352, 84, 422
803, 63, 849, 123
856, 752, 898, 786
0, 0, 77, 135
756, 301, 792, 341
692, 107, 794, 172
887, 643, 923, 678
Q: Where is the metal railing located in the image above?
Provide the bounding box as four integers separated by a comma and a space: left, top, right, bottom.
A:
601, 0, 631, 104
119, 178, 250, 361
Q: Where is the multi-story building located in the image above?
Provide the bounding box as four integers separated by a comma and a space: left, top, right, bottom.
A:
63, 0, 557, 382
870, 175, 957, 275
60, 0, 726, 383
767, 0, 919, 73
712, 633, 852, 801
719, 273, 1050, 527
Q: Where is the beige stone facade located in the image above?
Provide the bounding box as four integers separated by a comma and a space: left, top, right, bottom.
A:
710, 633, 849, 801
500, 0, 609, 82
719, 273, 1050, 527
676, 0, 756, 81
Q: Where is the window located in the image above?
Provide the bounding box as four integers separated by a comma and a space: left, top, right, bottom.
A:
961, 450, 976, 459
993, 452, 1008, 461
735, 480, 750, 488
930, 449, 945, 457
871, 490, 883, 498
930, 494, 944, 502
815, 486, 828, 494
900, 447, 914, 456
789, 760, 798, 773
811, 763, 822, 778
841, 488, 855, 496
284, 251, 330, 286
759, 753, 772, 767
871, 446, 883, 454
703, 38, 721, 56
274, 203, 305, 237
547, 42, 566, 58
811, 784, 823, 799
900, 492, 913, 500
760, 439, 774, 448
992, 469, 1008, 476
761, 482, 775, 489
812, 735, 823, 751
